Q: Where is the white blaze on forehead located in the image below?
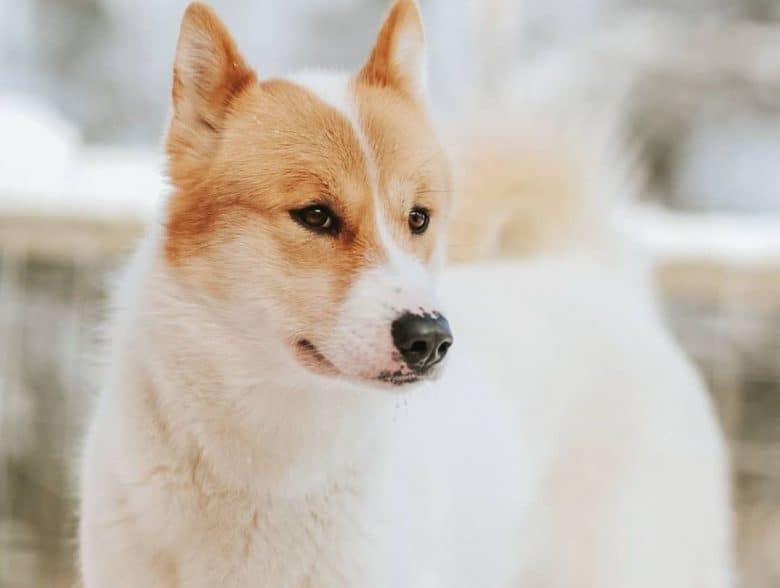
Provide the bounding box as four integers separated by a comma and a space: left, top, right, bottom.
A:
291, 70, 441, 376
289, 68, 379, 188
289, 69, 431, 287
372, 184, 434, 293
292, 66, 439, 378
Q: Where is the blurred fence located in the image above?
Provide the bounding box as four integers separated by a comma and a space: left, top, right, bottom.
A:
662, 264, 780, 588
0, 220, 131, 588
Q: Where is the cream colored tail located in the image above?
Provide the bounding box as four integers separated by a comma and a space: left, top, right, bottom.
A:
445, 101, 642, 263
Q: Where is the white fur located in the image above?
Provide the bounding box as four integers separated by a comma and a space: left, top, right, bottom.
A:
79, 237, 733, 587
79, 73, 732, 588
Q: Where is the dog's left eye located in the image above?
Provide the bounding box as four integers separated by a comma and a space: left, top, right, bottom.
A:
291, 205, 340, 235
408, 207, 430, 235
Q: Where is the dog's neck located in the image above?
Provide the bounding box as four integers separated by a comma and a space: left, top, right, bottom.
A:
108, 236, 397, 500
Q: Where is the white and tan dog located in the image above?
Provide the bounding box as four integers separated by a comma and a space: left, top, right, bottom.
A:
78, 2, 733, 587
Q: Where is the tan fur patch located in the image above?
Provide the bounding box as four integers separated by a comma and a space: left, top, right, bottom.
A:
352, 81, 451, 263
358, 0, 425, 97
446, 121, 609, 263
165, 78, 392, 299
167, 3, 257, 191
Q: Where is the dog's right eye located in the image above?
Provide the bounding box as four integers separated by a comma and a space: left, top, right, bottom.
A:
291, 205, 341, 235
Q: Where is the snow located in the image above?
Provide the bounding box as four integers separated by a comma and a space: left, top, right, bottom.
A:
623, 205, 780, 267
0, 92, 165, 222
675, 114, 780, 214
0, 94, 80, 200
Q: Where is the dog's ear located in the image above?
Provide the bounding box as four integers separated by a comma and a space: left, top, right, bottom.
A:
167, 3, 256, 186
358, 0, 427, 99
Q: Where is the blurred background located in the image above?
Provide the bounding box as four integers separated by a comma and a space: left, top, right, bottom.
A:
0, 0, 779, 586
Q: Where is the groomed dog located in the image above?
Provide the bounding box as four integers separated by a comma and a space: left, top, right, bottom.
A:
79, 2, 733, 586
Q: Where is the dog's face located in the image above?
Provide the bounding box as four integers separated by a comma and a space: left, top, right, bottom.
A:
163, 1, 452, 388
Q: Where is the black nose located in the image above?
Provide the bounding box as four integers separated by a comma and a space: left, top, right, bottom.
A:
391, 312, 453, 373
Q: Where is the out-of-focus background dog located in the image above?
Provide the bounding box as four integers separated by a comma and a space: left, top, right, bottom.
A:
0, 1, 778, 586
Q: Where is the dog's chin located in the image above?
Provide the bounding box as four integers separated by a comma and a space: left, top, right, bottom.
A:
293, 339, 436, 391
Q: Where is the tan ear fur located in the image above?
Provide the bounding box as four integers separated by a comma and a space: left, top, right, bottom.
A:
358, 0, 427, 98
167, 2, 256, 188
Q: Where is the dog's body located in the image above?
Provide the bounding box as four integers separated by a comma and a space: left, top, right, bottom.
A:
79, 2, 733, 586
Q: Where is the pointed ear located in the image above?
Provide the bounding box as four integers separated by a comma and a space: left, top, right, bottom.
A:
167, 3, 256, 185
358, 0, 427, 98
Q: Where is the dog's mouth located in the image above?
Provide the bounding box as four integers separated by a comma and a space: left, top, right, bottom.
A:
294, 339, 425, 388
295, 339, 340, 377
377, 370, 421, 387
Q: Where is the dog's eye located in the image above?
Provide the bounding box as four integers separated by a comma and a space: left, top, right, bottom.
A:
408, 207, 430, 235
291, 205, 340, 235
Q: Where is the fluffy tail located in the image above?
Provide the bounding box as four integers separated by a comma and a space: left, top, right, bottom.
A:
444, 97, 642, 263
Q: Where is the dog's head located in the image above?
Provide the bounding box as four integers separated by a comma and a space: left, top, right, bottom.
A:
163, 1, 452, 389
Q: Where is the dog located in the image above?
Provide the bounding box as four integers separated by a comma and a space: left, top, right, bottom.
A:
78, 1, 733, 586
